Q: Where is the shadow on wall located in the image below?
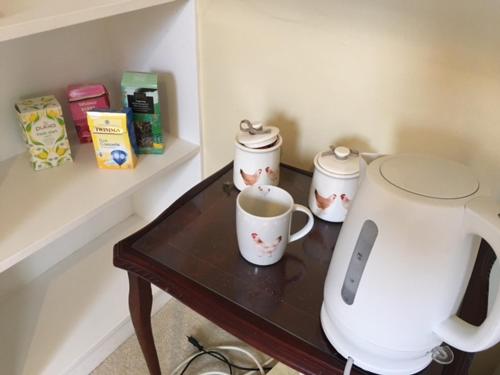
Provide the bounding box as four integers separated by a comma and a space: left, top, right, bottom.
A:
334, 136, 376, 155
267, 112, 302, 167
157, 71, 178, 137
393, 124, 475, 163
267, 112, 377, 171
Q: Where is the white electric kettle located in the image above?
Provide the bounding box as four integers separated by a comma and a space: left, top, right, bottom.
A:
321, 153, 500, 375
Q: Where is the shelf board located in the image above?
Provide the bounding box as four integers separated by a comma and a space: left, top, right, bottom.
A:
0, 136, 199, 273
0, 215, 168, 375
0, 0, 177, 43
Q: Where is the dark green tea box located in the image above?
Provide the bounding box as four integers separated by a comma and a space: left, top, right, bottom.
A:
121, 72, 164, 154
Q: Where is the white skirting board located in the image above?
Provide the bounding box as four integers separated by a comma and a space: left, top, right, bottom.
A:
66, 290, 171, 375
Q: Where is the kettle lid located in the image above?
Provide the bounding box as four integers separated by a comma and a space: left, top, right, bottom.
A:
316, 146, 360, 176
237, 120, 279, 149
379, 154, 479, 199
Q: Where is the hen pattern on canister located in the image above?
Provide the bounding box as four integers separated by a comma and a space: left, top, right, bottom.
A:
240, 168, 262, 186
315, 189, 336, 210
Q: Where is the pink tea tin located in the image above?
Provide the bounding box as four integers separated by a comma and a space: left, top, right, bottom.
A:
67, 84, 110, 143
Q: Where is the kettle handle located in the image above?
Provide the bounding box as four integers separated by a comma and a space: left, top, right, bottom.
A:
433, 196, 500, 352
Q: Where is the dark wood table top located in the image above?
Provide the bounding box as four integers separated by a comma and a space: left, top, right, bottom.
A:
114, 163, 492, 375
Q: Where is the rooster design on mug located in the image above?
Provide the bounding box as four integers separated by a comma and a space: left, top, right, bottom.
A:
251, 233, 283, 256
258, 186, 271, 194
240, 168, 262, 186
314, 189, 336, 210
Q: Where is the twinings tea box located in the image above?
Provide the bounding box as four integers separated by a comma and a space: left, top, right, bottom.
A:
87, 108, 137, 170
121, 71, 164, 154
67, 84, 110, 143
15, 95, 73, 171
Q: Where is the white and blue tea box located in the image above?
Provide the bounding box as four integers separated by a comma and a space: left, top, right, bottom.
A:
87, 108, 138, 170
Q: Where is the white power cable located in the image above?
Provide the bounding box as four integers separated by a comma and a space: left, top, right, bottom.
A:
344, 357, 354, 375
216, 345, 265, 374
243, 357, 275, 375
170, 345, 266, 375
170, 351, 201, 375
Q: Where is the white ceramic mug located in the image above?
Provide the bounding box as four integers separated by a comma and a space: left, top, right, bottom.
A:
236, 185, 314, 266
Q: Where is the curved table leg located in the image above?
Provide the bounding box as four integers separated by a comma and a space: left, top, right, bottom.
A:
128, 272, 162, 375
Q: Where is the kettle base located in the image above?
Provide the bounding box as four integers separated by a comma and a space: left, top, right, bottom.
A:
320, 304, 432, 375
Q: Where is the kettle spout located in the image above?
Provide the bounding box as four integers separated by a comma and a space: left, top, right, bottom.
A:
359, 152, 386, 182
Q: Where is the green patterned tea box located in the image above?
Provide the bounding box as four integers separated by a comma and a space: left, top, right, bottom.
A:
121, 72, 164, 154
15, 95, 73, 171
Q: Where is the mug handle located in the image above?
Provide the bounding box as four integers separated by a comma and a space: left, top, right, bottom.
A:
289, 204, 314, 243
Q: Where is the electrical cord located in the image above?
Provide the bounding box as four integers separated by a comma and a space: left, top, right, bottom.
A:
180, 350, 232, 375
170, 336, 272, 375
197, 358, 279, 375
344, 357, 354, 375
188, 337, 268, 372
242, 357, 276, 375
215, 346, 265, 374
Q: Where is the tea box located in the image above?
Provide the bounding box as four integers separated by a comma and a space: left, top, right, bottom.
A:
15, 95, 73, 171
67, 84, 110, 143
121, 72, 164, 154
87, 108, 137, 170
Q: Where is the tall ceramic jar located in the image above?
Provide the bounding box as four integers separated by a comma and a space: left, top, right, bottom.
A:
308, 146, 360, 222
233, 120, 282, 191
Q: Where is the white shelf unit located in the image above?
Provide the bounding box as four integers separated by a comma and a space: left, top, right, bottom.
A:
0, 137, 199, 274
0, 0, 177, 43
0, 1, 203, 374
0, 215, 172, 375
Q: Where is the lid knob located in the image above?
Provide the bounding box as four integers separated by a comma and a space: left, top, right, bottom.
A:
237, 120, 280, 149
332, 146, 351, 160
240, 119, 269, 135
317, 146, 361, 176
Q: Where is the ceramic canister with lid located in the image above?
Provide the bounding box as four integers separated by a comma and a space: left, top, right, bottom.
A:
308, 146, 360, 222
233, 120, 282, 191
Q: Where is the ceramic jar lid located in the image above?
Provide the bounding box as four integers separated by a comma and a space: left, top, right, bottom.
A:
236, 120, 280, 149
316, 146, 360, 177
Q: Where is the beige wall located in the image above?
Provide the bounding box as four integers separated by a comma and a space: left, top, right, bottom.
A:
197, 0, 500, 200
197, 0, 500, 372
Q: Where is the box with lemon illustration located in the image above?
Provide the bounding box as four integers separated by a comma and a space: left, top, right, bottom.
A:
87, 109, 137, 170
15, 95, 73, 171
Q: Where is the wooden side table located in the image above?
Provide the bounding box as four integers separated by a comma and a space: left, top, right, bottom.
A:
114, 163, 495, 375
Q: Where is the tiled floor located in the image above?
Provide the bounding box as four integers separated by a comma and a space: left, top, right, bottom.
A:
92, 298, 274, 374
